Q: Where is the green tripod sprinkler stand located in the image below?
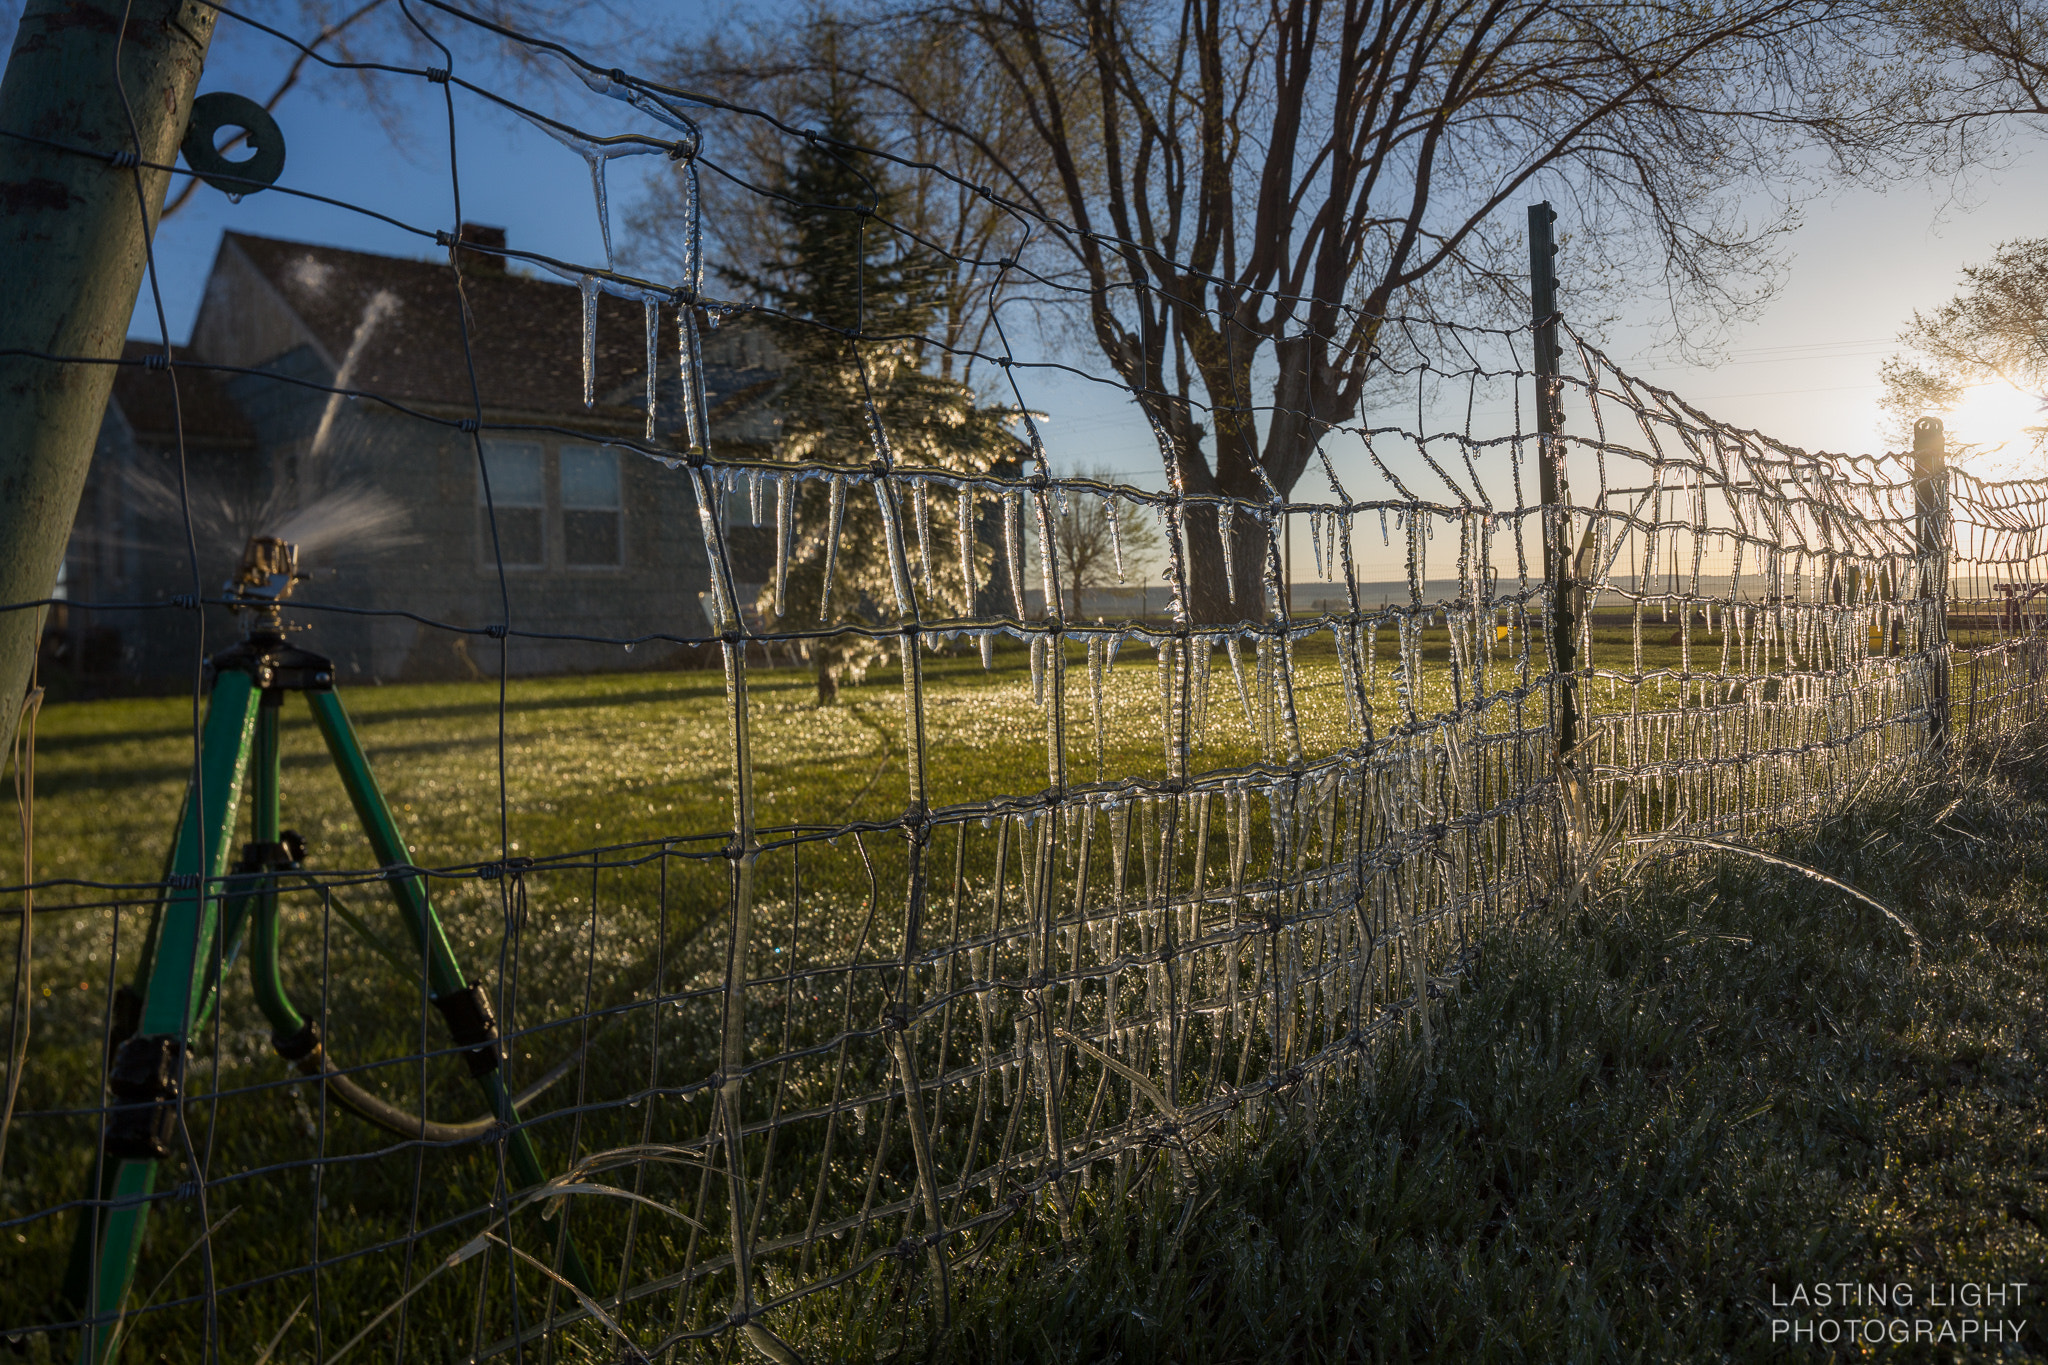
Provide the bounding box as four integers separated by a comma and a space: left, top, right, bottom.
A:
63, 536, 593, 1362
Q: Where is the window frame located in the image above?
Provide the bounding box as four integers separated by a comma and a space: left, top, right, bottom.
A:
558, 442, 625, 570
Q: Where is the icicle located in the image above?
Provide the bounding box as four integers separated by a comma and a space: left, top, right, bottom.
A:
642, 297, 659, 439
1218, 504, 1239, 604
957, 485, 979, 606
1309, 511, 1325, 580
748, 467, 764, 526
773, 473, 792, 616
513, 108, 672, 274
820, 474, 846, 622
1157, 639, 1175, 765
979, 629, 996, 670
1191, 635, 1213, 745
1105, 494, 1128, 583
912, 479, 936, 602
1030, 632, 1046, 706
1004, 490, 1027, 618
1225, 633, 1255, 730
872, 481, 914, 617
579, 275, 600, 409
588, 156, 616, 270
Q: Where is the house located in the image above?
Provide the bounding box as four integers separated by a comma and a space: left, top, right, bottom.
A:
53, 228, 784, 690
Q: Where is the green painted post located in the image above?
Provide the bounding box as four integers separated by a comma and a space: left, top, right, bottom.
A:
81, 671, 259, 1363
305, 689, 596, 1293
0, 0, 218, 762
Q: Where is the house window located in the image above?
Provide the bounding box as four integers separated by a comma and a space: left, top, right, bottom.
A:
479, 441, 544, 566
560, 444, 622, 567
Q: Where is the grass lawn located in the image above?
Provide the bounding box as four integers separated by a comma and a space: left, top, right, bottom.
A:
0, 612, 1993, 1361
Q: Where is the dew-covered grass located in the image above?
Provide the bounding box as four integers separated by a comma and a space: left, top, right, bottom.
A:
0, 619, 1950, 1361
0, 631, 1516, 1359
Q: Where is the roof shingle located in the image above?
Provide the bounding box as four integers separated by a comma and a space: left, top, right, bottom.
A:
223, 232, 775, 433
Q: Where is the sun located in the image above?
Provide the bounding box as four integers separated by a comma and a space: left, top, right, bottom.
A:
1945, 380, 2048, 479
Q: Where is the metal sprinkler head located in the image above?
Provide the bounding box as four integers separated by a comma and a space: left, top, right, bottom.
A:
225, 535, 306, 634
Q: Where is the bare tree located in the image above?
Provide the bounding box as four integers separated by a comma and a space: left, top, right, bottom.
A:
138, 0, 661, 221
1901, 0, 2048, 121
1880, 238, 2048, 450
778, 0, 1944, 622
1051, 467, 1163, 617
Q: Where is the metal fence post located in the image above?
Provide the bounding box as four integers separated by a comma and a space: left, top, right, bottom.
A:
1915, 416, 1950, 751
0, 0, 219, 764
1529, 202, 1578, 758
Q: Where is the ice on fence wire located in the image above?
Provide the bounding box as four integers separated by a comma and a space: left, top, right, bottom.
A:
643, 297, 660, 439
912, 479, 936, 600
690, 467, 732, 631
1217, 505, 1238, 603
1032, 485, 1060, 616
677, 306, 712, 454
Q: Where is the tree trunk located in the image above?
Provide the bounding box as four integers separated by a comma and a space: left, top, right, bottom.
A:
815, 649, 838, 706
1179, 499, 1274, 625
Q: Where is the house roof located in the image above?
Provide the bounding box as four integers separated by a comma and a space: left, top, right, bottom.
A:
219, 231, 777, 435
112, 341, 258, 449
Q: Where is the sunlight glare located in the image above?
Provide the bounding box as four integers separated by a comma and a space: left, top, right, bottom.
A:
1945, 381, 2048, 479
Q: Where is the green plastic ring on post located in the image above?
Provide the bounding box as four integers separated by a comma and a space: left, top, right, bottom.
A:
180, 91, 286, 196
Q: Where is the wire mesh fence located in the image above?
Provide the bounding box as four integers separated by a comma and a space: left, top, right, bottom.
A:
4, 3, 2048, 1361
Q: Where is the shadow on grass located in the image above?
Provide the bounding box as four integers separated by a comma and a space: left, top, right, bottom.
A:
816, 726, 2048, 1363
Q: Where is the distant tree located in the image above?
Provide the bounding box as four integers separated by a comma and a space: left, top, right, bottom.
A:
736, 89, 1020, 704
1880, 239, 2048, 451
633, 14, 1047, 389
1050, 468, 1162, 619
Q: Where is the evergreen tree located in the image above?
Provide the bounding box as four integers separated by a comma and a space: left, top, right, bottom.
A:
732, 95, 1018, 704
